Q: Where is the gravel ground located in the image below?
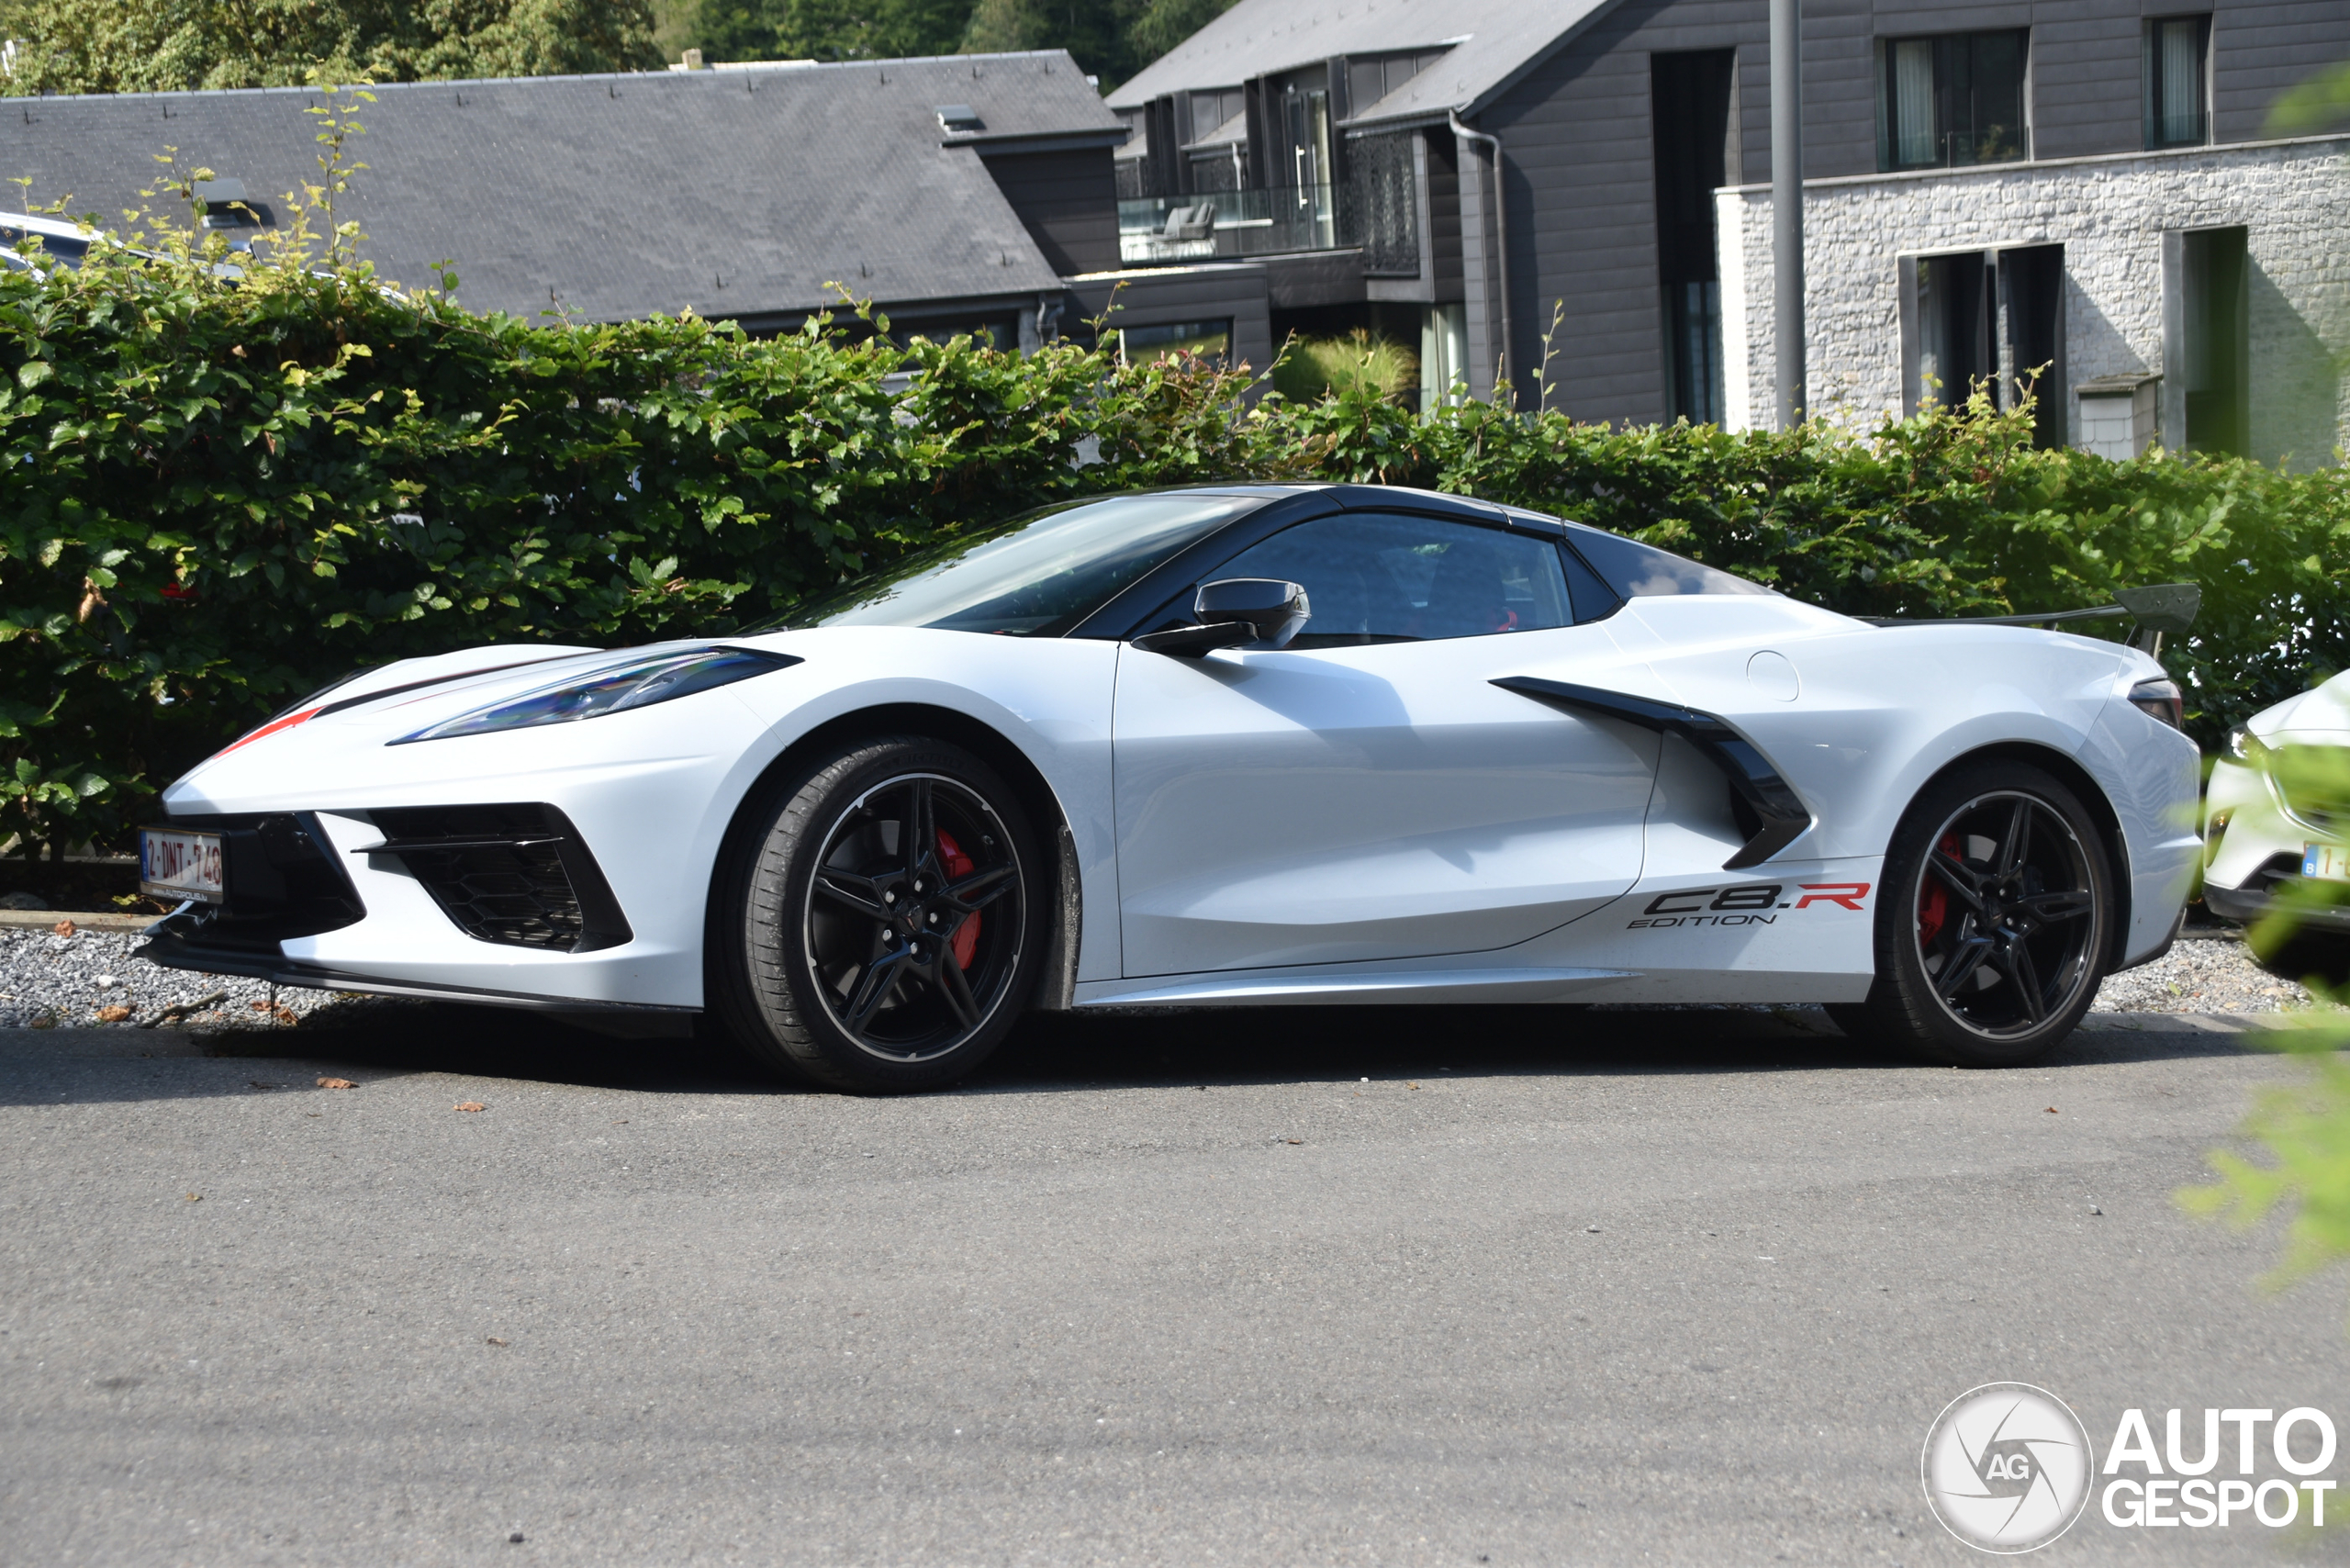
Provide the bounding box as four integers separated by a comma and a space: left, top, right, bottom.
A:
0, 926, 352, 1031
0, 917, 2327, 1033
2092, 929, 2322, 1013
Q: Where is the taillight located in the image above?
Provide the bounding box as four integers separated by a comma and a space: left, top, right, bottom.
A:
2128, 678, 2183, 731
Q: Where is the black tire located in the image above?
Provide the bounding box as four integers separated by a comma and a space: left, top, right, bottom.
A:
711, 735, 1046, 1092
1833, 760, 2114, 1067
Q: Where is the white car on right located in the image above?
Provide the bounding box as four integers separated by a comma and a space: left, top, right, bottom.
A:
2204, 671, 2350, 939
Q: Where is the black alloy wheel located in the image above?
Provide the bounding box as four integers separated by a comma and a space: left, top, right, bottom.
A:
713, 736, 1044, 1092
1830, 761, 2112, 1067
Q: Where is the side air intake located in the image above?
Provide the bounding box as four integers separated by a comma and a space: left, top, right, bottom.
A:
1491, 677, 1813, 870
360, 803, 632, 953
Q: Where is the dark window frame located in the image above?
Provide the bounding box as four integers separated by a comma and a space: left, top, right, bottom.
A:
1651, 48, 1737, 426
1876, 29, 2032, 174
2143, 14, 2212, 150
1117, 319, 1235, 368
1897, 243, 2068, 449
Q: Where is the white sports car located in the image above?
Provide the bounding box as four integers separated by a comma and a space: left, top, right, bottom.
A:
140, 485, 2201, 1090
2204, 672, 2350, 939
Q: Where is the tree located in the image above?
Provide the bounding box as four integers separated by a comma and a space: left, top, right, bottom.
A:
958, 0, 1139, 84
1126, 0, 1236, 62
0, 0, 662, 95
2179, 747, 2350, 1318
691, 0, 972, 63
673, 0, 1238, 91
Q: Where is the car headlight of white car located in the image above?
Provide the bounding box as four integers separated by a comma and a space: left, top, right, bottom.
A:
393, 647, 799, 745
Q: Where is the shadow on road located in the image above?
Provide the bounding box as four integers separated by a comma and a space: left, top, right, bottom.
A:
0, 993, 2267, 1107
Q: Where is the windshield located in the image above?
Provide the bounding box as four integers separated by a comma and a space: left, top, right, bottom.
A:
767, 492, 1263, 636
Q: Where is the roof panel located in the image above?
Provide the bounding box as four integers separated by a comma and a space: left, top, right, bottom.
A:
9, 52, 1118, 321
1107, 0, 1619, 125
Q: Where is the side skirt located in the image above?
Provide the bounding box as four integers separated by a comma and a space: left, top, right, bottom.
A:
1073, 965, 1634, 1008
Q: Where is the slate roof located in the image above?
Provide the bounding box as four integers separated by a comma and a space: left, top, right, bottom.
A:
8, 51, 1123, 323
1106, 0, 1615, 129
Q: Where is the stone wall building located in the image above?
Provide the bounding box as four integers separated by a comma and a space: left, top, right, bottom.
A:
1117, 0, 2349, 457
1721, 131, 2350, 464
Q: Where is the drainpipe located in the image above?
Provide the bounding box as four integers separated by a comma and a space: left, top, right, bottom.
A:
1770, 0, 1806, 428
1449, 110, 1512, 403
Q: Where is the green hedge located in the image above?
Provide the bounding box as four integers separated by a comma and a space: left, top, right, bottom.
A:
4, 250, 2346, 855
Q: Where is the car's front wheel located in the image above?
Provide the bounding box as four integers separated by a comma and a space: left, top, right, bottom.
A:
1830, 761, 2113, 1067
712, 736, 1045, 1092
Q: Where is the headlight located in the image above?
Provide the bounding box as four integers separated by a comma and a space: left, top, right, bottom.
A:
2127, 677, 2184, 731
392, 647, 799, 744
2224, 723, 2270, 764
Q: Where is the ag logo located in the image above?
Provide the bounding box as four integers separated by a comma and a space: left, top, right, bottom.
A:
1922, 1383, 2095, 1552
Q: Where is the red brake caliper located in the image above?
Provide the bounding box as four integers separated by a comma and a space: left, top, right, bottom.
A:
937, 829, 979, 969
1918, 833, 1959, 947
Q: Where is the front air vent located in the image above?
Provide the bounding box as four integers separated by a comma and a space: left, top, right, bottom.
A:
2250, 851, 2308, 896
363, 803, 631, 953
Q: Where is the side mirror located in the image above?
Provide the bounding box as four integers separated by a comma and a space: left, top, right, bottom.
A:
1133, 578, 1311, 657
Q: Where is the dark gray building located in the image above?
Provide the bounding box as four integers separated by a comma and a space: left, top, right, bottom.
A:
6, 52, 1143, 347
1111, 0, 2350, 460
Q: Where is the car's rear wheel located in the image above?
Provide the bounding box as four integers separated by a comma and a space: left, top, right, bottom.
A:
713, 736, 1044, 1092
1829, 761, 2112, 1067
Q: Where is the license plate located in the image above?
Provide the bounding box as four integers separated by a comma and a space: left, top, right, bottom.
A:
140, 825, 225, 904
2304, 843, 2350, 881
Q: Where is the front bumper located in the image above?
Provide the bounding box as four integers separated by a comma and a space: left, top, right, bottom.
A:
2202, 753, 2350, 934
137, 800, 703, 1032
2202, 855, 2350, 933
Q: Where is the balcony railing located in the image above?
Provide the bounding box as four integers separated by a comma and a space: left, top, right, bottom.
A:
1116, 136, 1423, 278
1118, 185, 1339, 264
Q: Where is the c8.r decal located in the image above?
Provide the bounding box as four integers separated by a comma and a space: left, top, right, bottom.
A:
1628, 881, 1871, 929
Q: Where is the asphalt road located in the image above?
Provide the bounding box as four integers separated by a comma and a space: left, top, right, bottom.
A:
3, 1002, 2344, 1566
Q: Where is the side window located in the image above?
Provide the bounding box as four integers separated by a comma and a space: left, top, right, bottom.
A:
1210, 513, 1572, 644
1563, 524, 1774, 599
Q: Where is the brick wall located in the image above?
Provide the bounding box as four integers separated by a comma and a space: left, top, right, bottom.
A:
1718, 134, 2350, 467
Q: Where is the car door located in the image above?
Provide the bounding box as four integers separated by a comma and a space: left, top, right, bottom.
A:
1111, 510, 1661, 977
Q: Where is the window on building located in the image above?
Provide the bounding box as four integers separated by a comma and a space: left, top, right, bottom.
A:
1651, 50, 1736, 426
2170, 226, 2247, 455
1119, 319, 1233, 367
1900, 242, 2066, 447
2144, 16, 2210, 149
1346, 49, 1452, 114
1878, 31, 2030, 172
1420, 304, 1468, 409
2002, 245, 2066, 450
1910, 251, 1995, 407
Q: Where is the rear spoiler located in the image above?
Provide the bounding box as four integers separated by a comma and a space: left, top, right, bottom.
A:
1857, 583, 2199, 654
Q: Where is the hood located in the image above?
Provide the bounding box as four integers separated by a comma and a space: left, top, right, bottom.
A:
2252, 670, 2350, 740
